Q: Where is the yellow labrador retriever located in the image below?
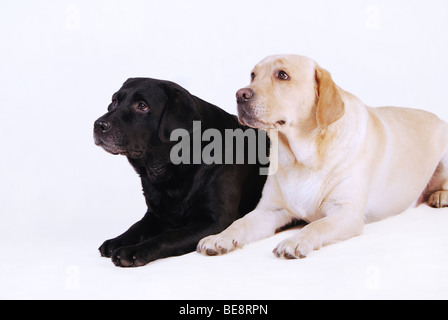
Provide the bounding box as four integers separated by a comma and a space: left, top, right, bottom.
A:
197, 54, 448, 259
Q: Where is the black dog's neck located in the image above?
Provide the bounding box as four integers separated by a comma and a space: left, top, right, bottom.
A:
130, 156, 205, 226
128, 157, 167, 181
128, 156, 201, 188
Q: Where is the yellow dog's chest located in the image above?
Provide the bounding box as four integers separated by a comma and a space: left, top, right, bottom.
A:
275, 168, 326, 222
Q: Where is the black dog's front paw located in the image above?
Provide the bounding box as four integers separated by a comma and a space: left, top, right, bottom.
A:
111, 245, 150, 268
99, 237, 125, 258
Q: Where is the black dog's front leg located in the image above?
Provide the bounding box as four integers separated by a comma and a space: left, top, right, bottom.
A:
98, 212, 162, 258
110, 223, 219, 267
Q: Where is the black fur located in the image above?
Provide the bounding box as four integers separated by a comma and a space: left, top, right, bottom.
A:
94, 78, 268, 267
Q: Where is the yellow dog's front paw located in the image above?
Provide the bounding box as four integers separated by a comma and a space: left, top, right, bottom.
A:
272, 235, 315, 259
429, 190, 448, 208
197, 233, 241, 256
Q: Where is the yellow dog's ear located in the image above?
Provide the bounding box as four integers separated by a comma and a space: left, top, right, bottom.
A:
315, 66, 345, 128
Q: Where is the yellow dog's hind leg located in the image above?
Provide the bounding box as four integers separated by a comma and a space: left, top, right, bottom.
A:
428, 153, 448, 208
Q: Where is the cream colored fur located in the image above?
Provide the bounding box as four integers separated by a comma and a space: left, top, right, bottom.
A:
197, 54, 448, 259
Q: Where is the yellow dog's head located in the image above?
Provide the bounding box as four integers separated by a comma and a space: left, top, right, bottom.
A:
237, 54, 344, 132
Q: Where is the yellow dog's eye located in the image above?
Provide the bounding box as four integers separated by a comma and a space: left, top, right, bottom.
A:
277, 70, 289, 80
251, 72, 255, 81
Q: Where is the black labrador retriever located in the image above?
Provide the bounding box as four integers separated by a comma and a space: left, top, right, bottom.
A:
94, 78, 268, 267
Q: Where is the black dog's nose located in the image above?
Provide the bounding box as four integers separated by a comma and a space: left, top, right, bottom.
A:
94, 120, 111, 133
236, 88, 254, 103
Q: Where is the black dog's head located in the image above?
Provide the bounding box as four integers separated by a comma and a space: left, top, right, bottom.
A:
94, 78, 199, 160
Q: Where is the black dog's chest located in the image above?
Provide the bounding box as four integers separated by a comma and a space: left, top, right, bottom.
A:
141, 173, 197, 221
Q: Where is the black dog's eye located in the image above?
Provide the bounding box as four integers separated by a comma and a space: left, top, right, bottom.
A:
108, 98, 118, 111
277, 70, 290, 81
136, 101, 149, 112
251, 72, 255, 81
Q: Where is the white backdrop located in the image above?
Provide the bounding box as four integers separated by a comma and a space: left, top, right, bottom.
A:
1, 0, 448, 300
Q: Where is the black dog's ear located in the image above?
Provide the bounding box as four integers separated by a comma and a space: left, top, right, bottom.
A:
158, 87, 201, 143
